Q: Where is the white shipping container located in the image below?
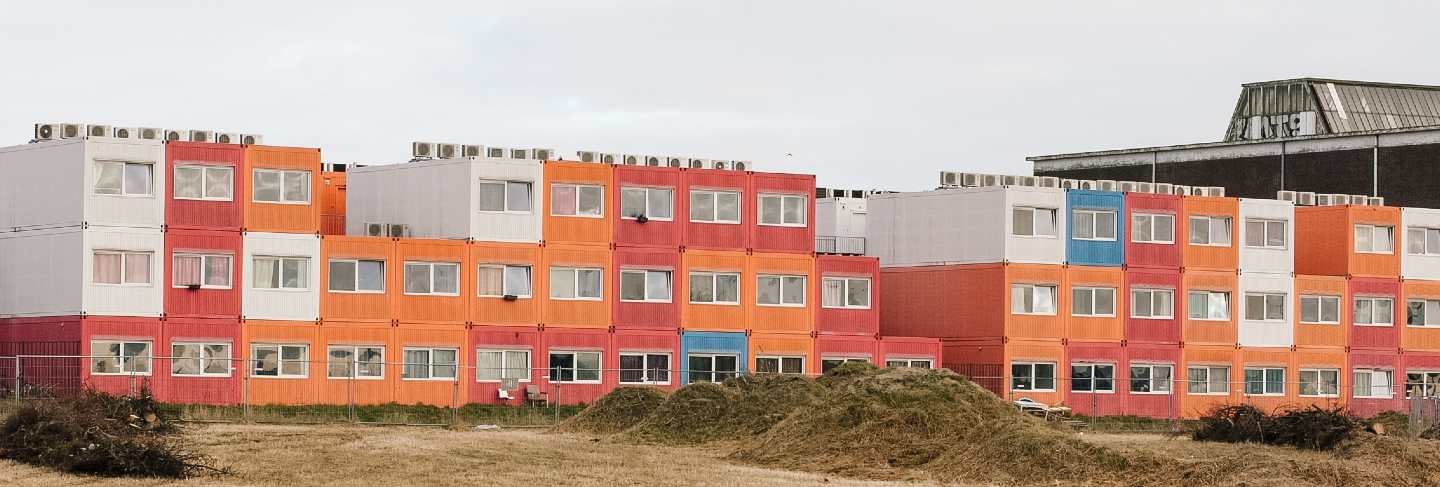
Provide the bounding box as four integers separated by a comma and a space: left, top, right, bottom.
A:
1237, 198, 1295, 275
347, 157, 543, 242
1237, 272, 1295, 347
817, 197, 868, 254
0, 226, 164, 318
867, 186, 1066, 267
0, 138, 164, 230
242, 232, 321, 321
1401, 207, 1440, 280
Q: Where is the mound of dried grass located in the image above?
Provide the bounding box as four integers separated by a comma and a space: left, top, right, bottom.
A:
553, 386, 668, 435
626, 374, 824, 444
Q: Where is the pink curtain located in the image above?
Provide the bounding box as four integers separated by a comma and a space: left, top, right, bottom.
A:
93, 253, 121, 284
174, 256, 200, 286
206, 256, 231, 286
553, 186, 577, 215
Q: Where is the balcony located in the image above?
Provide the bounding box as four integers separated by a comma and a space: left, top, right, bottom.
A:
816, 236, 865, 255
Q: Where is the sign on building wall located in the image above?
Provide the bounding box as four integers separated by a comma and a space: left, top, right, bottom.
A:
1237, 111, 1317, 140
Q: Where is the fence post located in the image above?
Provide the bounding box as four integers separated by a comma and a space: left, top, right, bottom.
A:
242, 358, 251, 423
348, 357, 357, 424
451, 376, 460, 426
13, 356, 21, 405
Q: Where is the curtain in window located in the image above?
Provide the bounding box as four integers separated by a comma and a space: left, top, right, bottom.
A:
477, 350, 502, 380
503, 351, 529, 380
206, 167, 233, 199
505, 266, 531, 297
823, 279, 844, 306
94, 253, 122, 284
553, 186, 577, 214
124, 253, 151, 284
205, 256, 230, 286
254, 258, 278, 288
174, 256, 202, 286
478, 267, 503, 296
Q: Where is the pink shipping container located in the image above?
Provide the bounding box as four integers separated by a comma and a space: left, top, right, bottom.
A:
165, 141, 245, 231
538, 327, 611, 405
0, 316, 84, 395
1350, 277, 1401, 351
612, 246, 680, 330
1350, 350, 1402, 417
749, 172, 816, 254
613, 166, 683, 248
815, 254, 880, 335
1125, 193, 1183, 269
1403, 352, 1440, 401
609, 328, 680, 390
1065, 341, 1126, 417
158, 318, 242, 405
681, 168, 751, 251
80, 316, 163, 397
468, 325, 541, 405
877, 336, 941, 367
164, 228, 243, 319
1125, 343, 1183, 419
1126, 268, 1182, 344
814, 333, 877, 375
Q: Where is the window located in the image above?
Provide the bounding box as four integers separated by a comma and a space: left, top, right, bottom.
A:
1070, 363, 1115, 393
620, 269, 672, 302
621, 187, 673, 220
551, 183, 604, 217
689, 354, 740, 382
1354, 297, 1394, 326
253, 256, 309, 290
1300, 295, 1341, 324
93, 251, 152, 285
1187, 366, 1230, 395
94, 161, 153, 196
1298, 368, 1340, 397
549, 267, 603, 300
1353, 369, 1393, 398
549, 351, 601, 383
1406, 371, 1440, 398
885, 359, 932, 369
172, 253, 232, 289
328, 259, 385, 293
171, 342, 231, 377
251, 344, 308, 378
690, 190, 741, 223
1408, 227, 1440, 256
478, 264, 532, 298
1354, 224, 1395, 254
1131, 213, 1175, 244
1244, 293, 1287, 322
476, 349, 531, 382
404, 261, 460, 296
1243, 367, 1285, 396
757, 274, 806, 306
689, 271, 740, 305
173, 164, 233, 201
619, 353, 671, 384
1011, 362, 1056, 392
1071, 287, 1116, 317
252, 169, 310, 204
821, 357, 869, 373
1244, 219, 1288, 249
1071, 209, 1117, 241
1011, 206, 1057, 237
1188, 215, 1232, 246
327, 346, 384, 379
1130, 289, 1174, 319
1130, 364, 1173, 393
756, 356, 805, 375
822, 277, 871, 309
1187, 291, 1230, 321
402, 347, 459, 380
758, 193, 806, 226
1012, 284, 1058, 315
1410, 299, 1440, 327
477, 180, 532, 213
90, 340, 152, 375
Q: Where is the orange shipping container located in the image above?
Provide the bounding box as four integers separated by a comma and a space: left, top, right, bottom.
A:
679, 249, 750, 332
393, 238, 470, 325
1180, 196, 1239, 271
1180, 345, 1237, 419
316, 322, 394, 405
1065, 265, 1124, 342
320, 236, 394, 323
1294, 275, 1349, 348
542, 162, 613, 245
941, 338, 1065, 407
1180, 270, 1237, 346
319, 171, 346, 215
1403, 279, 1440, 351
470, 242, 543, 326
242, 320, 321, 405
749, 332, 814, 375
1236, 347, 1295, 413
881, 263, 1065, 341
391, 324, 469, 406
1295, 205, 1401, 278
748, 252, 816, 334
243, 146, 323, 234
1292, 346, 1347, 411
541, 244, 611, 328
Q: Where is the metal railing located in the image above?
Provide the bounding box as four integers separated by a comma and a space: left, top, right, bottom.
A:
816, 236, 865, 255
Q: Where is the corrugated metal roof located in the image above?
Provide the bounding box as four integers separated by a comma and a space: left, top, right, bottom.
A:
1225, 78, 1440, 141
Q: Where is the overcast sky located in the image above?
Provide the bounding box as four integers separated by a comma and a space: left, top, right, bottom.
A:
1, 1, 1436, 191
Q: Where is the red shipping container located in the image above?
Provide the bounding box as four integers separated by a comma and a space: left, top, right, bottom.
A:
1125, 193, 1182, 269
159, 318, 242, 405
877, 336, 941, 367
613, 166, 683, 248
166, 142, 245, 231
880, 263, 1064, 341
1350, 277, 1401, 350
1126, 267, 1182, 344
609, 328, 680, 390
1065, 341, 1125, 417
612, 246, 680, 331
469, 325, 542, 405
1403, 351, 1440, 400
80, 316, 162, 397
1350, 350, 1402, 417
164, 228, 243, 319
815, 255, 879, 335
814, 333, 877, 375
538, 327, 611, 405
1125, 343, 1183, 419
1295, 205, 1401, 278
680, 168, 751, 251
749, 172, 816, 254
0, 316, 83, 394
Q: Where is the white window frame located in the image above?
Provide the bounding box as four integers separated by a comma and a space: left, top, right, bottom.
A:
549, 266, 603, 301
1129, 288, 1175, 319
758, 193, 807, 227
550, 183, 605, 218
326, 345, 385, 380
885, 358, 933, 369
1011, 361, 1057, 392
1243, 366, 1285, 396
1129, 364, 1174, 395
92, 250, 153, 286
689, 271, 741, 305
476, 348, 532, 383
251, 344, 309, 379
1299, 295, 1341, 325
1408, 227, 1440, 256
1011, 206, 1058, 238
1188, 215, 1233, 247
1244, 218, 1289, 249
1353, 296, 1394, 327
757, 274, 807, 307
1070, 362, 1116, 393
821, 277, 871, 309
689, 189, 742, 224
90, 340, 153, 376
327, 258, 386, 294
689, 353, 741, 383
251, 168, 311, 204
620, 269, 673, 303
252, 256, 310, 291
1409, 298, 1440, 328
401, 347, 460, 381
1243, 292, 1287, 322
620, 186, 674, 221
476, 180, 533, 213
93, 160, 154, 197
403, 261, 461, 296
1186, 366, 1230, 395
173, 164, 234, 201
1070, 286, 1116, 317
1131, 212, 1175, 244
1407, 371, 1440, 399
1298, 368, 1341, 398
619, 352, 672, 384
755, 355, 807, 375
1354, 224, 1395, 254
171, 342, 233, 377
1353, 368, 1394, 398
478, 264, 533, 298
1071, 208, 1118, 241
1011, 283, 1058, 315
548, 350, 603, 384
171, 253, 233, 290
821, 357, 871, 373
1186, 290, 1231, 321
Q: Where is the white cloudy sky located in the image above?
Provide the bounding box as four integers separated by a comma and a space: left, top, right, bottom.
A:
1, 1, 1436, 190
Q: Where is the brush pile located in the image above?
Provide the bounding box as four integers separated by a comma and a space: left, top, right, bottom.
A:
1192, 404, 1359, 450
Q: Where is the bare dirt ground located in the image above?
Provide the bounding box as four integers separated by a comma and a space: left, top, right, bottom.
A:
0, 423, 934, 487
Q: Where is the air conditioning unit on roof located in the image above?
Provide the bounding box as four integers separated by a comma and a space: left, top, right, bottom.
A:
1188, 186, 1206, 196
59, 123, 84, 139
732, 160, 751, 171
1078, 180, 1097, 190
962, 173, 982, 187
164, 129, 186, 142
686, 158, 709, 169
709, 160, 731, 170
1171, 184, 1190, 196
621, 154, 641, 165
388, 224, 411, 238
412, 142, 436, 159
1118, 181, 1139, 193
1203, 187, 1225, 197
462, 145, 484, 158
815, 188, 831, 199
1367, 196, 1385, 206
600, 153, 618, 164
213, 132, 240, 144
1154, 183, 1173, 195
509, 148, 529, 159
86, 124, 111, 137
187, 130, 213, 142
577, 150, 601, 163
979, 174, 1001, 187
33, 122, 60, 141
365, 223, 384, 237
665, 156, 685, 167
1276, 190, 1297, 202
437, 143, 460, 159
484, 146, 507, 158
643, 155, 662, 166
1295, 192, 1316, 206
1037, 176, 1060, 188
1001, 175, 1019, 186
1059, 179, 1078, 190
531, 148, 555, 161
240, 133, 262, 145
1096, 180, 1117, 191
110, 127, 137, 139
1350, 195, 1369, 205
1136, 182, 1154, 193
